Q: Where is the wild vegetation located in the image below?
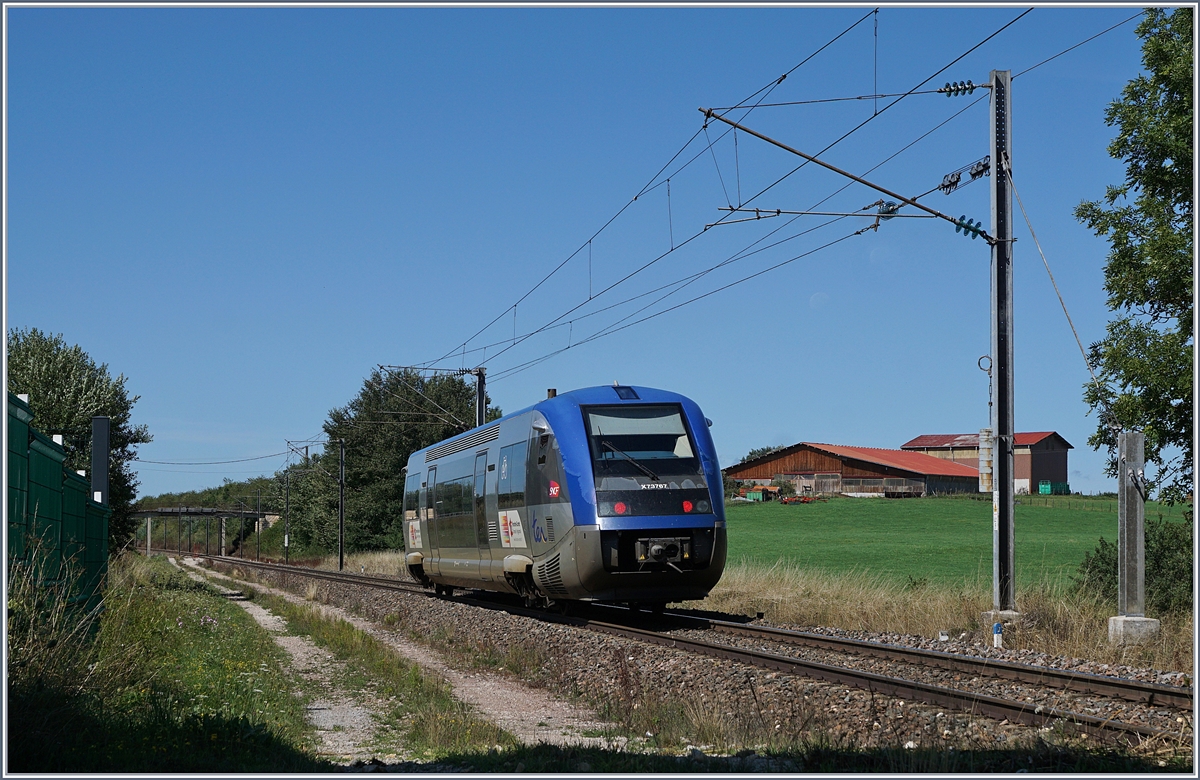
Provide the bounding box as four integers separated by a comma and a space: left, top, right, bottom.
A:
7, 327, 153, 553
138, 369, 493, 556
1075, 7, 1193, 505
7, 553, 327, 772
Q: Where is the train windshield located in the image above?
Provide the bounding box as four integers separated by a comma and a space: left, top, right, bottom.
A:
582, 404, 706, 491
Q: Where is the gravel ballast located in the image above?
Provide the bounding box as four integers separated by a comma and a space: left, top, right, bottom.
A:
203, 559, 1194, 765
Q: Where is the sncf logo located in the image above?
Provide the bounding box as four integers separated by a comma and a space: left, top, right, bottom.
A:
548, 481, 560, 498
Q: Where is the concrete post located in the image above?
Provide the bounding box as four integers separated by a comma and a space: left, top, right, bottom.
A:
146, 517, 151, 556
1109, 430, 1159, 644
220, 518, 226, 556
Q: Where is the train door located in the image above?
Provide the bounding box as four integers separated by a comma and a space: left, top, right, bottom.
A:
425, 466, 439, 575
474, 451, 492, 580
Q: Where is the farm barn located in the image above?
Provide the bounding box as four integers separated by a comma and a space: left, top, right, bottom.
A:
723, 442, 979, 497
900, 431, 1073, 495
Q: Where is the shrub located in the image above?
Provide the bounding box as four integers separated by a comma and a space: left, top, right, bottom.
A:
1073, 517, 1193, 614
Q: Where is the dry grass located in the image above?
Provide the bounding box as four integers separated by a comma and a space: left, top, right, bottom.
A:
310, 548, 1191, 672
694, 559, 1193, 673
313, 551, 408, 578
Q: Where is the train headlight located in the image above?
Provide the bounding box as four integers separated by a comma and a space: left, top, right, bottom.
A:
696, 499, 711, 513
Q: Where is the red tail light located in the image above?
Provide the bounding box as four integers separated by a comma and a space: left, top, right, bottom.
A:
682, 500, 694, 513
614, 501, 628, 515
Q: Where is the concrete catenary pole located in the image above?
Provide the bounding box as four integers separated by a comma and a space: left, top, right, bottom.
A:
989, 69, 1017, 618
339, 438, 346, 572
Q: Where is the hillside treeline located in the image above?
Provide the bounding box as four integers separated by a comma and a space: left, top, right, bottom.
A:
139, 368, 500, 555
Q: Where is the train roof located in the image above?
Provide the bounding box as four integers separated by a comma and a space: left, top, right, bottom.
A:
407, 385, 699, 464
500, 385, 696, 420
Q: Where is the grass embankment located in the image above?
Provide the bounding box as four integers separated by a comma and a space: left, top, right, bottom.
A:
723, 494, 1173, 586
303, 495, 1192, 671
7, 553, 329, 772
249, 588, 518, 760
710, 497, 1192, 671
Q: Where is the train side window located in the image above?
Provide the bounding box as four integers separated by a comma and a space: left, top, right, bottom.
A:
425, 467, 437, 522
498, 445, 512, 509
508, 440, 527, 507
403, 472, 421, 522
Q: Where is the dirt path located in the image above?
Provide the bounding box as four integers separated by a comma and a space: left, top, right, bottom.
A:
179, 557, 623, 753
170, 557, 386, 764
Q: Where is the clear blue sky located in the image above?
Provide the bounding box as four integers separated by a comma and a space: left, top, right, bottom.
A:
6, 5, 1152, 497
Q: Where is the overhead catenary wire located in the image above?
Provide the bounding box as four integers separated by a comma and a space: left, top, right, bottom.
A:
489, 226, 870, 383
424, 7, 1143, 394
1004, 164, 1108, 407
135, 451, 288, 465
1013, 10, 1144, 80
717, 7, 1032, 218
470, 13, 1032, 377
443, 86, 990, 377
430, 9, 878, 368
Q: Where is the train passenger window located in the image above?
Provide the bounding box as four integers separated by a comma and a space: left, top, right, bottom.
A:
498, 445, 511, 506
425, 467, 437, 522
498, 442, 527, 509
403, 472, 421, 522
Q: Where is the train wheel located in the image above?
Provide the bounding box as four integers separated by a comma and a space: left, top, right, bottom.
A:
649, 602, 666, 616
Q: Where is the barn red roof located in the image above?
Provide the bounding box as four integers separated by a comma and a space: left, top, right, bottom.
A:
801, 443, 980, 478
900, 432, 1072, 449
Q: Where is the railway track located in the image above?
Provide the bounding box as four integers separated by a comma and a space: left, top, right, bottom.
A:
643, 609, 1191, 709
165, 550, 1191, 746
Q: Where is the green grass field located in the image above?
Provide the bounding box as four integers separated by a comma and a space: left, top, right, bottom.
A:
724, 495, 1186, 589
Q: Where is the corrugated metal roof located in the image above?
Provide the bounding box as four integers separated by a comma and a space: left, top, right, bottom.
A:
900, 432, 1070, 449
802, 443, 980, 478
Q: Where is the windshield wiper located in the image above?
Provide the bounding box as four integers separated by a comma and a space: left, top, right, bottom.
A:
601, 440, 659, 481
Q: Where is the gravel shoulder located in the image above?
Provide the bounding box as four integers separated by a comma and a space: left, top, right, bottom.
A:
180, 557, 622, 755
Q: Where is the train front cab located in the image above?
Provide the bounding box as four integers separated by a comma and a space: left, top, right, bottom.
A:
558, 393, 727, 604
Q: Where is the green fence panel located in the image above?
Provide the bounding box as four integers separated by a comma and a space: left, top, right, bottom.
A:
7, 394, 32, 560
84, 499, 110, 609
27, 431, 66, 581
62, 471, 89, 600
8, 392, 110, 608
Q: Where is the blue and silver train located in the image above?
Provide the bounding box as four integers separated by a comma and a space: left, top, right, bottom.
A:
401, 385, 727, 608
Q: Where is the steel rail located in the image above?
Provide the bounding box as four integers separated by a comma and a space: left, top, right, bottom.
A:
162, 550, 1185, 745
665, 613, 1193, 710
580, 619, 1177, 746
158, 549, 428, 596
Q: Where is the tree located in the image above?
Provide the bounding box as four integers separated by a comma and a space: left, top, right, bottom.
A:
1074, 8, 1193, 505
741, 444, 788, 464
770, 476, 797, 497
308, 368, 500, 552
7, 328, 153, 553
